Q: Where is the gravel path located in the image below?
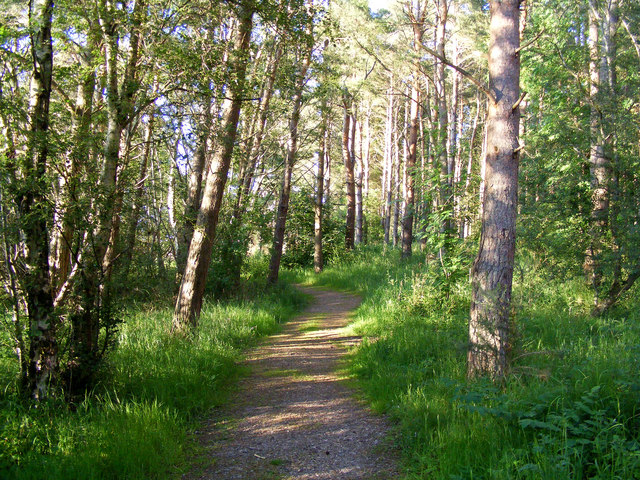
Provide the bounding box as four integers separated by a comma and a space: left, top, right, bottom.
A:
183, 286, 400, 480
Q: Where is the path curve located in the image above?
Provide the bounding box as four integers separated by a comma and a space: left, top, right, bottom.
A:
184, 286, 399, 480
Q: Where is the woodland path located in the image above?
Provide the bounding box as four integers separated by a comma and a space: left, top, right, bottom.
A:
183, 286, 400, 480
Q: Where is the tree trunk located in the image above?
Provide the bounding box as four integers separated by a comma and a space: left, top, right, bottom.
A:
267, 40, 313, 285
383, 77, 394, 245
23, 0, 57, 400
392, 112, 401, 247
584, 0, 609, 304
436, 0, 450, 251
355, 115, 364, 245
173, 6, 254, 328
462, 94, 481, 238
234, 45, 282, 220
122, 85, 157, 279
343, 94, 356, 250
176, 105, 211, 281
314, 103, 328, 273
402, 4, 424, 259
468, 0, 520, 379
49, 46, 96, 295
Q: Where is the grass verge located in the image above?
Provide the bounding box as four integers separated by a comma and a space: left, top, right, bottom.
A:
0, 282, 307, 480
286, 244, 640, 479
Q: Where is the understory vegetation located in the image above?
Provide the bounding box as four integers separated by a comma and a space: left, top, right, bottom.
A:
0, 260, 308, 480
289, 244, 640, 479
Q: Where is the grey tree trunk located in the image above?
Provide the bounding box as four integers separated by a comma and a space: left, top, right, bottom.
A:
267, 41, 313, 285
468, 0, 520, 379
234, 45, 282, 220
355, 116, 364, 245
343, 95, 356, 250
23, 0, 57, 400
173, 6, 254, 328
123, 83, 157, 279
314, 104, 328, 274
435, 0, 450, 249
584, 0, 609, 304
383, 78, 394, 245
401, 4, 424, 259
49, 45, 95, 295
392, 113, 401, 247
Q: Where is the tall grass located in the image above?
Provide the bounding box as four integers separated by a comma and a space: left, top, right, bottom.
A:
0, 280, 307, 480
288, 244, 640, 479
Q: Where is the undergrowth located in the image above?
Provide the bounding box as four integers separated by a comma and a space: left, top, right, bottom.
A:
286, 244, 640, 479
0, 260, 307, 480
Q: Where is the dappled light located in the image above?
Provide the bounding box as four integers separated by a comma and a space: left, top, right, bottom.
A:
2, 0, 639, 478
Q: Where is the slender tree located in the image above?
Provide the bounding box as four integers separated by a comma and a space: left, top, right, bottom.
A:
22, 0, 57, 400
267, 24, 313, 284
174, 4, 254, 328
401, 0, 425, 259
314, 102, 329, 273
343, 93, 356, 250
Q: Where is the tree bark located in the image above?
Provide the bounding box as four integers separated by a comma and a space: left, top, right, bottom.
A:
122, 83, 157, 279
355, 115, 364, 245
402, 3, 424, 259
435, 0, 451, 250
383, 77, 394, 245
468, 0, 520, 379
173, 5, 254, 328
584, 0, 609, 304
343, 94, 356, 250
392, 111, 401, 247
267, 36, 313, 284
314, 103, 328, 273
49, 43, 96, 295
176, 102, 211, 281
23, 0, 57, 400
234, 44, 282, 220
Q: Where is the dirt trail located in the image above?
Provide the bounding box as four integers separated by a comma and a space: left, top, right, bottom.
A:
184, 286, 399, 480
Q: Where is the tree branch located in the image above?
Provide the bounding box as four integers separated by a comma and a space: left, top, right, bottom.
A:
418, 43, 496, 103
516, 27, 546, 54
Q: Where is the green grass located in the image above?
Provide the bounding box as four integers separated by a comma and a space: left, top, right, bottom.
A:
0, 281, 307, 480
288, 244, 640, 479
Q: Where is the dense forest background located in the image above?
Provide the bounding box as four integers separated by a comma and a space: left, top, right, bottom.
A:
2, 0, 640, 478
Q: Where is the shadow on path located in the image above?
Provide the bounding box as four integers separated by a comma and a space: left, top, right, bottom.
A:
183, 286, 399, 480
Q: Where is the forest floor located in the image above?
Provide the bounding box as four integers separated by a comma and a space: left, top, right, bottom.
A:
182, 286, 400, 480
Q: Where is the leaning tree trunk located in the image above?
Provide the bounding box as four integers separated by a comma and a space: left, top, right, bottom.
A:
23, 0, 57, 400
234, 44, 282, 220
173, 6, 254, 328
176, 102, 211, 281
468, 0, 520, 379
267, 41, 313, 285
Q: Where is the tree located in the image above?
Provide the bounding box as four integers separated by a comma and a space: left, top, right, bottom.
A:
21, 0, 57, 400
314, 100, 329, 273
401, 0, 425, 259
267, 6, 314, 284
343, 93, 357, 250
173, 3, 254, 329
468, 0, 521, 379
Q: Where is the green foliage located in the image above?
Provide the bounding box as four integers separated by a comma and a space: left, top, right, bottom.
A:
280, 189, 344, 269
0, 281, 307, 479
293, 245, 640, 479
